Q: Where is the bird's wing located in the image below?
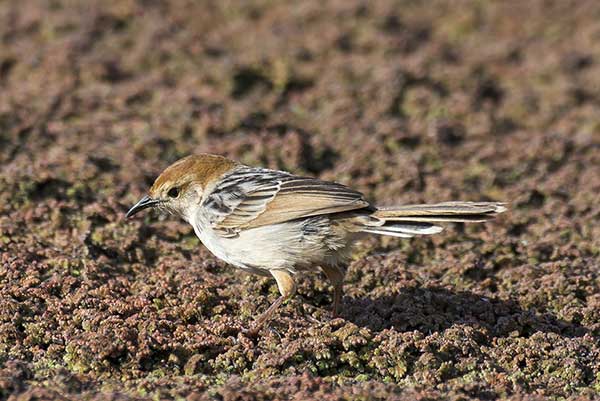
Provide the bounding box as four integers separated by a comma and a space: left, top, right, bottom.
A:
201, 167, 370, 236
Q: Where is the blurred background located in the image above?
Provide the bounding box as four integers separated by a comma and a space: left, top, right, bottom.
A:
0, 1, 599, 400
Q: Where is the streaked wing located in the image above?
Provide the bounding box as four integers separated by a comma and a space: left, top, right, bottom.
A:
248, 176, 370, 227
202, 167, 370, 235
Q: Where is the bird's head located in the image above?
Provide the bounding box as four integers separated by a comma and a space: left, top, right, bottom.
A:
126, 154, 237, 221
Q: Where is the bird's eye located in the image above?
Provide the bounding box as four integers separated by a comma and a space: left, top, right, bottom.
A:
167, 187, 179, 198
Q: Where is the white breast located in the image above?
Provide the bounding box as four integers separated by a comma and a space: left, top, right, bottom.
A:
189, 211, 349, 275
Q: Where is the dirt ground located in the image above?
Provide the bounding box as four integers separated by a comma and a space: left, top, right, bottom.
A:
1, 0, 599, 400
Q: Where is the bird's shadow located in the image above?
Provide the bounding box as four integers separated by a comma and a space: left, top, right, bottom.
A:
339, 286, 587, 338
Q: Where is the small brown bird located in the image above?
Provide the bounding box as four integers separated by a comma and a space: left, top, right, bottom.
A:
127, 154, 506, 333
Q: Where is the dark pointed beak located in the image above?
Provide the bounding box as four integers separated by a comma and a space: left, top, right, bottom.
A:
126, 195, 161, 218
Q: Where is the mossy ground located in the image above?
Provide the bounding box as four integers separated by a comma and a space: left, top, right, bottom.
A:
1, 1, 599, 400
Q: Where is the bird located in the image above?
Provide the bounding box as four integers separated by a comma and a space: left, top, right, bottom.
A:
126, 154, 506, 334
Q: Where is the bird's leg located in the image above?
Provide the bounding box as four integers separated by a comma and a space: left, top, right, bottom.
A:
248, 269, 296, 336
321, 265, 345, 317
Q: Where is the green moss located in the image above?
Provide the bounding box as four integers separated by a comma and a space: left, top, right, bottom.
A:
63, 344, 90, 375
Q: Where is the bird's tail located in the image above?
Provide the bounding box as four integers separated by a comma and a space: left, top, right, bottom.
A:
360, 201, 507, 238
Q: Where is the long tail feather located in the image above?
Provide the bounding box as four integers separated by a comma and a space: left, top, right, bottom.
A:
362, 223, 444, 238
373, 201, 507, 223
361, 201, 506, 238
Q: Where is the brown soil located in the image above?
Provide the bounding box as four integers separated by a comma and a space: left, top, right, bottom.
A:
1, 1, 599, 400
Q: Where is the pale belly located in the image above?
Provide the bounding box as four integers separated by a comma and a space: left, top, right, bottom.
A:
191, 215, 353, 275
